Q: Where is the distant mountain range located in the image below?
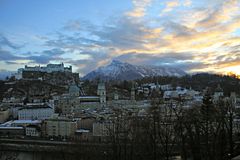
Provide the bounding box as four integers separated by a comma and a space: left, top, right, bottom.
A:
83, 60, 186, 81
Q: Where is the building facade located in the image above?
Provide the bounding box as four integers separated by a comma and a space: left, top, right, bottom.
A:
43, 116, 77, 138
25, 125, 41, 137
18, 104, 54, 120
24, 63, 72, 73
15, 63, 73, 80
0, 108, 10, 123
93, 121, 113, 137
97, 82, 106, 107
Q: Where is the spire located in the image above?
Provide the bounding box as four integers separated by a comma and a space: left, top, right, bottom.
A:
114, 87, 119, 101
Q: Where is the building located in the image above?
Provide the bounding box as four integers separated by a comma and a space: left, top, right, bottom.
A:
163, 87, 200, 100
213, 84, 224, 102
0, 103, 23, 119
1, 120, 42, 138
15, 63, 73, 80
0, 127, 24, 137
131, 84, 136, 101
58, 95, 105, 114
24, 63, 72, 73
4, 120, 42, 127
14, 68, 24, 79
143, 87, 150, 96
57, 94, 79, 114
18, 104, 54, 120
113, 91, 119, 101
76, 116, 96, 131
2, 97, 22, 103
69, 84, 80, 97
97, 82, 106, 107
108, 99, 150, 109
43, 116, 77, 138
75, 129, 92, 141
0, 108, 10, 123
25, 125, 41, 137
93, 121, 113, 137
58, 82, 107, 114
160, 84, 173, 91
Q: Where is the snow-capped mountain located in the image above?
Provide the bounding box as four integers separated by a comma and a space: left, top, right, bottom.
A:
83, 60, 186, 81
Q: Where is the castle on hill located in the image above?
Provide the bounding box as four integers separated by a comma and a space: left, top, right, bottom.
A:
23, 63, 72, 73
15, 63, 72, 80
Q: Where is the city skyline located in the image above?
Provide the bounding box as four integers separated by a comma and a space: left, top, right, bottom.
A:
0, 0, 240, 76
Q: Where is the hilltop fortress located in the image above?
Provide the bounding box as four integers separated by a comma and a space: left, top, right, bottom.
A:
14, 63, 79, 86
15, 63, 72, 79
23, 63, 72, 73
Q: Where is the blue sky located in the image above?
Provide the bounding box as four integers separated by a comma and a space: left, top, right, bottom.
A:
1, 0, 240, 76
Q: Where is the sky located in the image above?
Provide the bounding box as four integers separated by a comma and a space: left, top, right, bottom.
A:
0, 0, 240, 76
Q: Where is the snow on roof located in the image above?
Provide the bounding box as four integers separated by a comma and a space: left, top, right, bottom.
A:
12, 120, 42, 124
79, 96, 99, 99
19, 104, 52, 110
1, 120, 42, 127
26, 103, 45, 106
76, 129, 90, 133
0, 126, 24, 130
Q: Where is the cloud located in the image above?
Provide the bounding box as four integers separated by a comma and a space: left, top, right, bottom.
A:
114, 51, 205, 71
27, 49, 65, 64
92, 17, 152, 50
183, 0, 192, 6
2, 0, 240, 75
0, 33, 23, 49
0, 48, 23, 61
0, 48, 66, 66
162, 0, 180, 13
46, 16, 163, 56
63, 19, 96, 32
211, 43, 240, 68
126, 0, 152, 17
196, 0, 239, 28
66, 51, 111, 76
45, 31, 100, 50
41, 0, 240, 75
63, 20, 81, 31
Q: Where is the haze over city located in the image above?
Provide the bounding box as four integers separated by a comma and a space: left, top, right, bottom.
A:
1, 0, 240, 76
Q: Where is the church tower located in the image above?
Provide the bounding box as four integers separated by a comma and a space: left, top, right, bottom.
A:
131, 83, 135, 101
156, 81, 160, 93
114, 88, 119, 101
97, 82, 106, 107
213, 84, 224, 102
230, 92, 236, 107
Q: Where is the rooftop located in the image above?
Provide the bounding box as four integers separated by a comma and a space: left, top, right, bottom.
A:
13, 120, 42, 124
0, 127, 24, 130
0, 120, 42, 127
19, 104, 52, 110
76, 129, 90, 133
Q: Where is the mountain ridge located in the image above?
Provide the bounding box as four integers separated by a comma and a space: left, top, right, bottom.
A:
83, 60, 186, 81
